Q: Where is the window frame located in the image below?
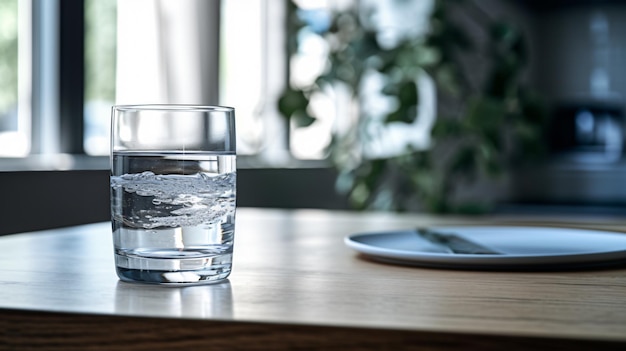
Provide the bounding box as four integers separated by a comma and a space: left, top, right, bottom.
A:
31, 0, 86, 155
58, 0, 85, 154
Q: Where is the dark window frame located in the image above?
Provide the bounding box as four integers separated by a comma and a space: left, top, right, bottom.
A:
59, 0, 85, 154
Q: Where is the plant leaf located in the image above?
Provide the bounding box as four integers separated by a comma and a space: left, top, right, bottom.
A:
292, 111, 317, 128
278, 88, 309, 119
465, 96, 505, 132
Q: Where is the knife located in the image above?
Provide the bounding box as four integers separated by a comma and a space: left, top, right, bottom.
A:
416, 228, 502, 255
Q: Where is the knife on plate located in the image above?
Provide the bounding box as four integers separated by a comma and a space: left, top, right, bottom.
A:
416, 228, 502, 255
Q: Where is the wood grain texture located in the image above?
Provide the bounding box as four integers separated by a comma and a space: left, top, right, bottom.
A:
1, 208, 626, 350
2, 309, 625, 351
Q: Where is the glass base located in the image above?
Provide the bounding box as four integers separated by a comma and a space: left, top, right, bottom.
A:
115, 252, 232, 286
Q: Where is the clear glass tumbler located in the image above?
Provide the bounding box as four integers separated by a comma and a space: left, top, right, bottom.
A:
110, 105, 236, 285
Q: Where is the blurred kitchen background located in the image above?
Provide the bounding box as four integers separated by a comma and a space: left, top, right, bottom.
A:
1, 0, 626, 234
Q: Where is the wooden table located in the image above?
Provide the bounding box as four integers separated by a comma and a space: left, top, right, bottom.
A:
1, 208, 626, 350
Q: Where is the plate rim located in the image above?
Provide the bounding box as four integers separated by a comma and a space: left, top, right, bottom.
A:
344, 226, 626, 268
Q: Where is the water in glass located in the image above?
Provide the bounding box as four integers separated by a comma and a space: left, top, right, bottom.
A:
111, 151, 236, 285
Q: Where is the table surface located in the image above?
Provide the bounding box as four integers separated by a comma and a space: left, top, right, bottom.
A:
2, 208, 626, 350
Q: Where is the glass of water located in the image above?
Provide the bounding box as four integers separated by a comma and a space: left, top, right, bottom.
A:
110, 105, 236, 285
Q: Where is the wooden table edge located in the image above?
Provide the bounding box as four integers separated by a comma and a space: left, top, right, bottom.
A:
1, 308, 624, 351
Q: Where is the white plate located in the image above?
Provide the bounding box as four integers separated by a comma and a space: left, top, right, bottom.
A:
345, 226, 626, 269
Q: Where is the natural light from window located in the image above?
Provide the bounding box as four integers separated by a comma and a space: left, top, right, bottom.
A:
84, 0, 117, 156
0, 0, 29, 157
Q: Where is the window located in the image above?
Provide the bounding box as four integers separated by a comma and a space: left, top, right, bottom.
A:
0, 0, 26, 156
220, 0, 291, 164
287, 1, 334, 160
84, 0, 116, 156
219, 0, 337, 163
0, 0, 332, 170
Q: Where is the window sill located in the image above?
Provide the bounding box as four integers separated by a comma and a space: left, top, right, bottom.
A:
0, 154, 331, 172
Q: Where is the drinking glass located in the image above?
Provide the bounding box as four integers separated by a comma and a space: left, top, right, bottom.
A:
110, 105, 236, 285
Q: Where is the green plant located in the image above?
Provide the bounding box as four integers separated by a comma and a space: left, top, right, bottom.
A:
278, 0, 546, 213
